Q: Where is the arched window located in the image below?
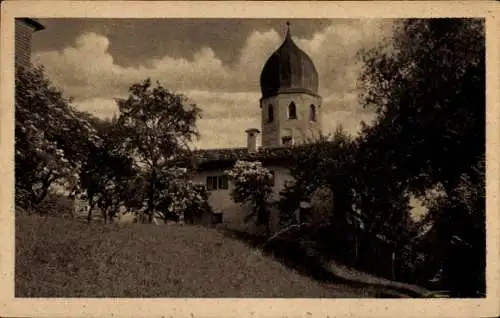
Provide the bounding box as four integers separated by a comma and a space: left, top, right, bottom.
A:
267, 104, 274, 123
288, 102, 297, 120
310, 104, 316, 122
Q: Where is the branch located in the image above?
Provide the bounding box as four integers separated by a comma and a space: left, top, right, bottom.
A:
32, 169, 59, 204
261, 222, 311, 249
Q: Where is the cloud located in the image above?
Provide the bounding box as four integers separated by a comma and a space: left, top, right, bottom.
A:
33, 20, 394, 148
233, 29, 282, 92
194, 116, 260, 149
74, 97, 119, 119
187, 90, 260, 119
323, 110, 376, 138
34, 32, 232, 101
297, 19, 394, 98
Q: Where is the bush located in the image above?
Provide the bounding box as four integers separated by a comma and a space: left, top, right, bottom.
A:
20, 192, 75, 218
153, 167, 212, 224
226, 161, 274, 233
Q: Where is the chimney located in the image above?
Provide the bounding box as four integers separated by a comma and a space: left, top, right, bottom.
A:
245, 128, 260, 153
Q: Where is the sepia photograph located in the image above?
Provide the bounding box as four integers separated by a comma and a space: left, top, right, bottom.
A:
1, 1, 499, 317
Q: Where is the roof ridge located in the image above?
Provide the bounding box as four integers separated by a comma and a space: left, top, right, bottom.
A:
193, 147, 247, 152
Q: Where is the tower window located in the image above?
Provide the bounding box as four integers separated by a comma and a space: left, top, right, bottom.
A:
310, 104, 316, 122
267, 104, 274, 123
282, 136, 293, 146
288, 102, 297, 120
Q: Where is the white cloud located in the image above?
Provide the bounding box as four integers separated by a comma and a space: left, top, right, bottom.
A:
35, 20, 394, 149
194, 116, 260, 149
323, 110, 376, 138
297, 19, 394, 97
74, 97, 119, 119
34, 32, 232, 101
187, 90, 260, 119
234, 29, 282, 91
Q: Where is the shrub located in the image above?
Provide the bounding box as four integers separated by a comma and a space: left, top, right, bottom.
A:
153, 167, 211, 224
226, 161, 274, 234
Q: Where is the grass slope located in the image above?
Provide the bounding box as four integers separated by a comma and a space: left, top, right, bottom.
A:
16, 215, 386, 298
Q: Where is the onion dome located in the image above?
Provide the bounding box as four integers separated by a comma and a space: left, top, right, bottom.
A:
260, 22, 319, 99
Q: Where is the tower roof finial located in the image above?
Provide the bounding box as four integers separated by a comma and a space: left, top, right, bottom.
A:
285, 20, 291, 38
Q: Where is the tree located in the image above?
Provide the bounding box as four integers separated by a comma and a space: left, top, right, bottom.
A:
277, 127, 357, 235
358, 18, 485, 195
15, 66, 102, 210
115, 79, 201, 223
417, 155, 485, 296
79, 117, 135, 223
153, 167, 211, 224
226, 161, 274, 234
357, 18, 485, 294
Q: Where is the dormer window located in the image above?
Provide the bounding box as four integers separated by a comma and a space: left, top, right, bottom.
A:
288, 102, 297, 120
267, 104, 274, 123
310, 104, 316, 122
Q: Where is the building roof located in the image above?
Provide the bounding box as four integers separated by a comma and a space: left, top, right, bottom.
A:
20, 18, 45, 31
260, 22, 319, 99
189, 146, 297, 170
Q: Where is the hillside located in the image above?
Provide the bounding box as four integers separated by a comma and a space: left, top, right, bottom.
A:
15, 215, 401, 298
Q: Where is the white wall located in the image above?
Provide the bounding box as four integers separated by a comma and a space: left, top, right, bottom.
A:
260, 92, 322, 147
192, 164, 294, 227
192, 168, 238, 212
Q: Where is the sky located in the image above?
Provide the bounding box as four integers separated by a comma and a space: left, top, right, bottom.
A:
31, 18, 396, 150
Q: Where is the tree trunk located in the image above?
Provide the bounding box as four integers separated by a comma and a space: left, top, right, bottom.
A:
102, 208, 107, 224
147, 168, 157, 224
31, 172, 57, 207
87, 203, 95, 223
256, 199, 271, 236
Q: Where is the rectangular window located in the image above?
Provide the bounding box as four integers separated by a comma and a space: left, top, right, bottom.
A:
206, 176, 214, 190
207, 175, 229, 190
221, 175, 229, 189
218, 175, 224, 189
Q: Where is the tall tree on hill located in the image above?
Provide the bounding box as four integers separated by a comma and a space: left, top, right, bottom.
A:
357, 18, 485, 196
78, 116, 135, 223
15, 66, 102, 210
357, 18, 485, 295
115, 79, 201, 223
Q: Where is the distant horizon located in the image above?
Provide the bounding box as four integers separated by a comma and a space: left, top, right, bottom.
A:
29, 18, 395, 149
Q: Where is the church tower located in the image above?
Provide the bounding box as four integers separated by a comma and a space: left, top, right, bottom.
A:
259, 22, 322, 148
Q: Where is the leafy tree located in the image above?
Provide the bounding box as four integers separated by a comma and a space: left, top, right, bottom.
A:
226, 161, 274, 234
357, 18, 485, 294
417, 156, 485, 296
277, 127, 356, 235
153, 167, 211, 224
78, 117, 135, 223
357, 18, 485, 195
15, 66, 101, 210
115, 79, 201, 223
